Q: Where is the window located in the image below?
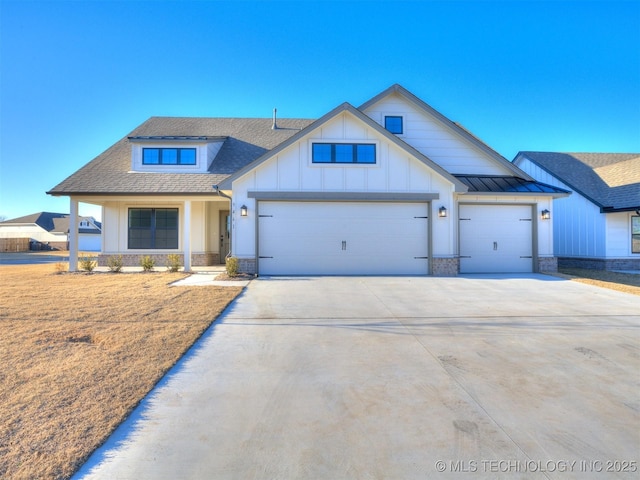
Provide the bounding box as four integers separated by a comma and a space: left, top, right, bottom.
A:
312, 143, 376, 164
142, 148, 196, 165
633, 216, 640, 254
128, 208, 178, 249
384, 116, 403, 134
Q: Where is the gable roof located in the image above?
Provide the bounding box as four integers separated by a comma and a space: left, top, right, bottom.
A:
218, 102, 469, 192
1, 212, 68, 231
516, 152, 640, 212
48, 118, 313, 195
359, 84, 533, 180
0, 212, 101, 233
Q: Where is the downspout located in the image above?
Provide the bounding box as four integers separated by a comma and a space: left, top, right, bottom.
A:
212, 185, 233, 259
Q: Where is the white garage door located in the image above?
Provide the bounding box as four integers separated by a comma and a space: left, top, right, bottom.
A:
459, 204, 533, 273
258, 201, 429, 275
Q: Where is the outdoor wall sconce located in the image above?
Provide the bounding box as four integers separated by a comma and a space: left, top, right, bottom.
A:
541, 209, 550, 220
240, 205, 248, 217
438, 206, 447, 218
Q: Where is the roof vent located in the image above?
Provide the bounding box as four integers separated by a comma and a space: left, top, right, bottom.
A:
271, 108, 278, 130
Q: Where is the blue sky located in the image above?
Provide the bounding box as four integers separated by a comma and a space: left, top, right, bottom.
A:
1, 0, 639, 221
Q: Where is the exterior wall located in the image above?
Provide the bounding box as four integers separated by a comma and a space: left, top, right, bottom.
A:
606, 212, 637, 258
231, 110, 457, 266
98, 252, 218, 267
431, 257, 459, 276
130, 140, 225, 173
362, 92, 513, 176
517, 156, 639, 264
101, 199, 226, 265
559, 257, 640, 271
0, 224, 65, 244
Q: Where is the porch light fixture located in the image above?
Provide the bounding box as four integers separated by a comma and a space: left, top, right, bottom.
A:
541, 209, 550, 220
240, 205, 248, 217
438, 206, 447, 218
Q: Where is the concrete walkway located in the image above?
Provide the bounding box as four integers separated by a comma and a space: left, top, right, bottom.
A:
75, 275, 639, 479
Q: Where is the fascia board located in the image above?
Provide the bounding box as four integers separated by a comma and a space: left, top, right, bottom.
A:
360, 84, 533, 181
220, 101, 468, 193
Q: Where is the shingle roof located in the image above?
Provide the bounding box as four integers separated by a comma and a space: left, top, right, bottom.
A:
518, 152, 640, 211
0, 212, 101, 233
47, 117, 313, 195
455, 175, 570, 195
1, 212, 68, 231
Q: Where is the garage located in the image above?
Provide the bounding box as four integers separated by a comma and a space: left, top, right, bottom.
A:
459, 204, 533, 273
257, 201, 429, 275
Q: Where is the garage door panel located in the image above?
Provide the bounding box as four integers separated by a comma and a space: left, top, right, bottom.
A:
258, 202, 428, 275
460, 205, 533, 273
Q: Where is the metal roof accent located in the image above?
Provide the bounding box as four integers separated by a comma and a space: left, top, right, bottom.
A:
455, 175, 570, 196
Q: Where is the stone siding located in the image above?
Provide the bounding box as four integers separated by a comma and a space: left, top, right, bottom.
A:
238, 257, 257, 275
98, 252, 219, 268
558, 257, 640, 271
537, 256, 558, 273
431, 257, 459, 276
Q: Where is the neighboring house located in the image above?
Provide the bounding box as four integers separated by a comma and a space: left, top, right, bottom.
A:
514, 152, 640, 270
0, 212, 102, 252
48, 84, 568, 275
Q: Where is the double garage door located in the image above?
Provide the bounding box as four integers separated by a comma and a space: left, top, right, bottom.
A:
257, 201, 429, 275
459, 204, 534, 273
255, 202, 534, 275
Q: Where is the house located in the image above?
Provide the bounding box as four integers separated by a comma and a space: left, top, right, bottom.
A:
514, 152, 640, 270
0, 212, 102, 252
48, 84, 568, 275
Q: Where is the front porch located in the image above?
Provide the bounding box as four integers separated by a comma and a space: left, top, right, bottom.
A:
67, 196, 232, 272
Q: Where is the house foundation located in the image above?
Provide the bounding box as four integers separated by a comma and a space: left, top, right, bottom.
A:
558, 257, 640, 271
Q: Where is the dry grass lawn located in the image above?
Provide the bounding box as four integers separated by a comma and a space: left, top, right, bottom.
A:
0, 264, 242, 480
556, 267, 640, 296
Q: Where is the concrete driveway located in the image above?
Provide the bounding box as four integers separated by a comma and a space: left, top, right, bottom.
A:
76, 275, 639, 479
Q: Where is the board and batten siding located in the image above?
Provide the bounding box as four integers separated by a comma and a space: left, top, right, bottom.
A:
231, 111, 456, 259
101, 200, 212, 254
516, 157, 606, 258
362, 92, 513, 176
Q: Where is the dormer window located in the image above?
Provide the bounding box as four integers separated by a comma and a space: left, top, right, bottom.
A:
384, 116, 403, 135
142, 148, 196, 165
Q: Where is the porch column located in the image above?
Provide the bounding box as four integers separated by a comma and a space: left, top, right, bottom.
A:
69, 197, 79, 272
183, 200, 192, 272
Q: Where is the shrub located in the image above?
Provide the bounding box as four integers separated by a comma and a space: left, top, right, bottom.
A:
140, 255, 155, 272
225, 256, 239, 277
166, 254, 181, 273
107, 255, 123, 273
79, 256, 96, 272
54, 262, 67, 274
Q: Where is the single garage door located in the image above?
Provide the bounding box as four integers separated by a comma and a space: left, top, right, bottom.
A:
459, 204, 533, 273
258, 201, 429, 275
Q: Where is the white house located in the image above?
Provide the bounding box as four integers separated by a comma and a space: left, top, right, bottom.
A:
48, 84, 568, 274
514, 152, 640, 270
0, 212, 102, 251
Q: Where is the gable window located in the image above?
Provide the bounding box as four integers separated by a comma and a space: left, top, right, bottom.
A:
128, 208, 178, 249
384, 116, 403, 134
312, 143, 376, 164
633, 216, 640, 254
142, 148, 196, 165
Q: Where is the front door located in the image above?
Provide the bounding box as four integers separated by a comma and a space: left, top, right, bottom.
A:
219, 211, 230, 264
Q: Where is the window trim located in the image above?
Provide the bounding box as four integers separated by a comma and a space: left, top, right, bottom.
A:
142, 147, 197, 165
632, 215, 640, 254
384, 115, 404, 135
128, 207, 179, 250
311, 142, 377, 164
